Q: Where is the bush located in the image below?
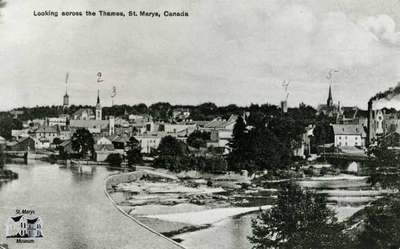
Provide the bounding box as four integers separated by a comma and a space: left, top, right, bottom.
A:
106, 153, 122, 167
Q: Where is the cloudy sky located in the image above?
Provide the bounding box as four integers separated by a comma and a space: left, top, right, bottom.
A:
1, 0, 400, 110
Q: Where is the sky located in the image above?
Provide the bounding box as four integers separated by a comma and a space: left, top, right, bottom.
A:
2, 0, 400, 110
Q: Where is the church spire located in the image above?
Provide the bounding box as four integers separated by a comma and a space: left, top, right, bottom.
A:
327, 84, 333, 107
97, 89, 100, 105
95, 89, 102, 120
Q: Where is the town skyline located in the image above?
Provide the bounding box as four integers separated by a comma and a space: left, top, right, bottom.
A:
3, 0, 400, 110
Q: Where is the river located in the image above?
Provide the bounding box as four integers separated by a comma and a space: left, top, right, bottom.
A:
0, 160, 182, 249
0, 161, 374, 249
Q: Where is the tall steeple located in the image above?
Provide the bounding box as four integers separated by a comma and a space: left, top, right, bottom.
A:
97, 89, 100, 105
95, 89, 102, 120
327, 84, 333, 107
63, 73, 69, 108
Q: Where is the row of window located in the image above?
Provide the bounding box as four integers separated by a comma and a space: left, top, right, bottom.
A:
337, 136, 359, 140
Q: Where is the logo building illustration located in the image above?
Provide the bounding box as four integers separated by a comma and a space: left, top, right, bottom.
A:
5, 215, 43, 238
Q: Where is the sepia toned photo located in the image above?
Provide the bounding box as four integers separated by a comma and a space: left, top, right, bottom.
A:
2, 1, 400, 249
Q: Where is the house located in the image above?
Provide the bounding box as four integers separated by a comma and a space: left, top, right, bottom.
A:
110, 134, 131, 152
58, 139, 78, 158
159, 123, 197, 135
11, 129, 31, 139
48, 117, 67, 127
6, 215, 27, 238
93, 136, 115, 161
72, 108, 95, 120
69, 116, 115, 136
332, 124, 366, 148
172, 108, 191, 121
27, 217, 43, 238
135, 133, 167, 154
6, 137, 35, 151
31, 126, 59, 149
94, 144, 115, 161
293, 125, 314, 158
202, 115, 238, 154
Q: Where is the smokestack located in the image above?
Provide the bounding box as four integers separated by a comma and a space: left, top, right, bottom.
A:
281, 100, 288, 113
367, 100, 375, 146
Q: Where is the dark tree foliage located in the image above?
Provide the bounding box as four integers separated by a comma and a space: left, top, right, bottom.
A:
187, 130, 210, 149
355, 195, 400, 249
157, 135, 187, 157
153, 136, 188, 172
268, 116, 305, 145
53, 137, 62, 146
0, 114, 22, 140
310, 114, 335, 152
71, 128, 94, 158
103, 104, 148, 117
250, 126, 291, 171
250, 183, 349, 249
189, 102, 218, 121
149, 102, 172, 121
106, 153, 122, 167
365, 132, 400, 189
126, 137, 142, 166
228, 113, 307, 172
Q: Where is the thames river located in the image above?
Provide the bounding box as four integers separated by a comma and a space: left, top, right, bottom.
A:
0, 160, 372, 249
0, 161, 183, 249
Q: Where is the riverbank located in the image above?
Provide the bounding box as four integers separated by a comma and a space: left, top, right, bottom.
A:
106, 169, 274, 240
0, 169, 18, 181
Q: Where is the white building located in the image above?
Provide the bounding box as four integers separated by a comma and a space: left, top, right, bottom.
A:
332, 124, 366, 148
48, 117, 67, 127
135, 133, 166, 154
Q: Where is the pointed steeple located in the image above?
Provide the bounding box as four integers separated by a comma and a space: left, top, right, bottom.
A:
95, 89, 102, 120
327, 84, 333, 107
97, 89, 100, 105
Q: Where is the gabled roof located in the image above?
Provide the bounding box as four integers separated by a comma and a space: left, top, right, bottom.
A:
11, 215, 23, 222
94, 144, 114, 151
59, 139, 71, 147
72, 108, 94, 117
34, 126, 58, 133
204, 115, 238, 129
27, 217, 39, 224
332, 124, 365, 137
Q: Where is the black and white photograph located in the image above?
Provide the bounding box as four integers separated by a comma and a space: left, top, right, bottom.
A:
1, 0, 400, 248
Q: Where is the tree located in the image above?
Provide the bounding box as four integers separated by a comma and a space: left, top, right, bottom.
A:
126, 137, 142, 166
53, 137, 62, 146
153, 136, 188, 172
106, 153, 122, 167
149, 102, 172, 121
71, 128, 94, 158
366, 132, 400, 189
354, 195, 400, 249
157, 135, 187, 157
0, 115, 22, 140
187, 130, 210, 149
250, 183, 349, 249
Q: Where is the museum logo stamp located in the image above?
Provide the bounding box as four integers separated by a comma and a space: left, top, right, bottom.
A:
5, 209, 43, 243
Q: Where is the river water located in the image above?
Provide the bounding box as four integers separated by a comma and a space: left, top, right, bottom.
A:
0, 161, 183, 249
0, 161, 374, 249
